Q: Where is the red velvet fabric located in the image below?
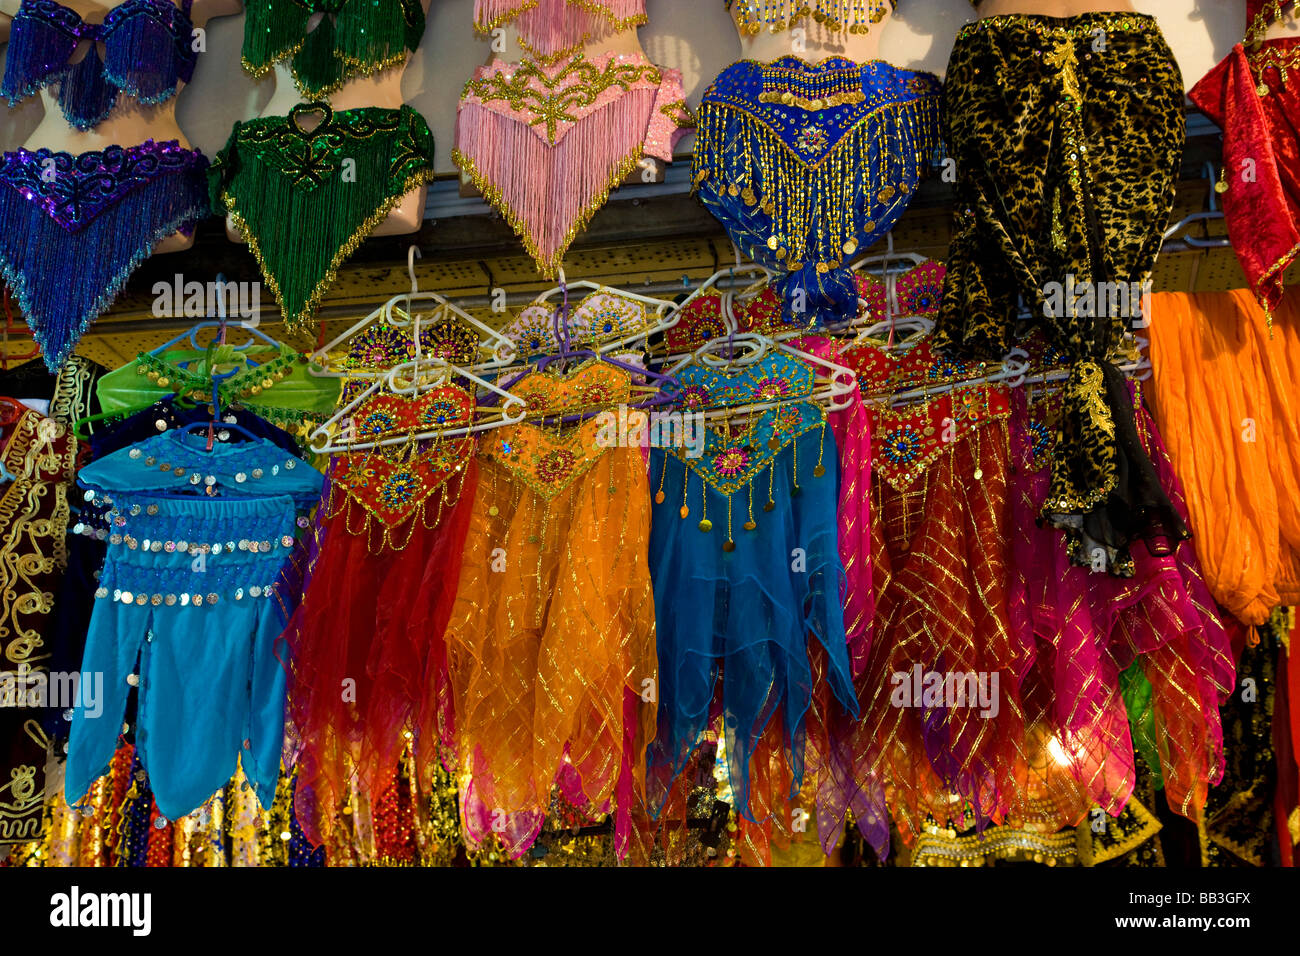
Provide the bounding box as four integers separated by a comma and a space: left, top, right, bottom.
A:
1190, 40, 1300, 323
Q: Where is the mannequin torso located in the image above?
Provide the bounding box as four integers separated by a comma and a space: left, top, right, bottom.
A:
228, 0, 431, 241
2, 0, 241, 251
484, 17, 645, 64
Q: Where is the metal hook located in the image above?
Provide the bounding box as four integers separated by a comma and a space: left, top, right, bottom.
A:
553, 268, 572, 357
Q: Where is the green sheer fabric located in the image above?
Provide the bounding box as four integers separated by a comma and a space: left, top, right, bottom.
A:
1119, 662, 1165, 791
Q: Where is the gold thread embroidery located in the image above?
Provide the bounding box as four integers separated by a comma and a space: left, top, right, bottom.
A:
461, 57, 665, 143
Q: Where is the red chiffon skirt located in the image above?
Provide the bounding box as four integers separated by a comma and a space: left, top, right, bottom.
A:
283, 463, 478, 846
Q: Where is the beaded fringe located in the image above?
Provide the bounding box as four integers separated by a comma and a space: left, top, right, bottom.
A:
692, 93, 940, 325
2, 1, 195, 129
241, 0, 424, 97
219, 167, 435, 333
0, 164, 208, 370
730, 0, 893, 35
473, 0, 648, 63
454, 88, 658, 277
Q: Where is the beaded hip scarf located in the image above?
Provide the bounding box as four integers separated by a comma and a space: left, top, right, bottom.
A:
453, 52, 692, 277
209, 103, 437, 332
693, 57, 940, 327
0, 140, 208, 371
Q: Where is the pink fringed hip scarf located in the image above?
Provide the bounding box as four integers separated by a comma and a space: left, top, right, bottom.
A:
452, 51, 692, 277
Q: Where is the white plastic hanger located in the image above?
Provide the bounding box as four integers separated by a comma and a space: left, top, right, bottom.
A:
532, 267, 681, 313
388, 354, 527, 408
537, 267, 682, 356
884, 349, 1148, 407
666, 305, 858, 414
307, 355, 528, 455
308, 246, 516, 376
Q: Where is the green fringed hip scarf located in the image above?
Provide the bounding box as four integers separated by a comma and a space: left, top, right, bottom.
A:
209, 103, 436, 333
241, 0, 427, 98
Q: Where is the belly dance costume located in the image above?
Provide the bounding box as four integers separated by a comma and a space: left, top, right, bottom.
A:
209, 103, 437, 331
0, 0, 210, 371
2, 0, 196, 129
936, 11, 1187, 573
241, 0, 426, 98
454, 52, 692, 277
1189, 1, 1300, 325
832, 338, 1029, 855
646, 352, 857, 841
0, 143, 209, 371
49, 400, 302, 754
444, 360, 657, 859
65, 431, 324, 820
692, 57, 940, 327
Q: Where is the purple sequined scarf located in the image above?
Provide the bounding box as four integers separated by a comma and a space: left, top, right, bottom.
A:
0, 140, 209, 370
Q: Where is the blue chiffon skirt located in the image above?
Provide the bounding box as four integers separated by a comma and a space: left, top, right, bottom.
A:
646, 426, 857, 818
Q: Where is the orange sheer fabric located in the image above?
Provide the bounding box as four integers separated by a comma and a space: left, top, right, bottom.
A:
1147, 288, 1300, 624
444, 361, 658, 855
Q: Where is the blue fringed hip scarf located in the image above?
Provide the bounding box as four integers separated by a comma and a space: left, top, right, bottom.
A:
692, 57, 942, 328
0, 139, 209, 370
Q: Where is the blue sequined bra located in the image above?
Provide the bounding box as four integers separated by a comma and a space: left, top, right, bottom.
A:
2, 0, 197, 130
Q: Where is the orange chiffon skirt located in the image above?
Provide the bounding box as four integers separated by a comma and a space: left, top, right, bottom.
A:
444, 441, 658, 858
1147, 288, 1300, 625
